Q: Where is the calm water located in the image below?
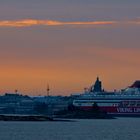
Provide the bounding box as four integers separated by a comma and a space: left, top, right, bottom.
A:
0, 118, 140, 140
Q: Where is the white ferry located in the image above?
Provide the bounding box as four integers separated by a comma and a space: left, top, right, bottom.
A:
73, 77, 140, 116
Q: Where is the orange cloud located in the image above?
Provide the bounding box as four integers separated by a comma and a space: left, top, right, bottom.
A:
0, 19, 117, 27
0, 19, 39, 27
44, 20, 117, 26
0, 19, 139, 28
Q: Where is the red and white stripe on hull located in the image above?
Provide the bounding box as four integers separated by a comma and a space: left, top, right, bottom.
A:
73, 98, 140, 115
79, 106, 140, 115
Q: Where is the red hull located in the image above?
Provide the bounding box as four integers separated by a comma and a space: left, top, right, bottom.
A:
80, 106, 140, 115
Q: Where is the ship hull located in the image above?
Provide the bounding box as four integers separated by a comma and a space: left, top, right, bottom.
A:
79, 106, 140, 116
73, 98, 140, 116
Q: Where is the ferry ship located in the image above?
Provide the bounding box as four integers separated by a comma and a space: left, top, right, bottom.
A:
73, 77, 140, 116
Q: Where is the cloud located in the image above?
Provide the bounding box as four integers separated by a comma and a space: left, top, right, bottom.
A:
127, 18, 140, 25
0, 19, 39, 27
0, 18, 139, 28
0, 19, 117, 27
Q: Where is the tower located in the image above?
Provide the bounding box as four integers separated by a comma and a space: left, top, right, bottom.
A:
91, 77, 102, 92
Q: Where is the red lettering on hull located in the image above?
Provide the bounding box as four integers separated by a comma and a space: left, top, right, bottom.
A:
80, 106, 140, 115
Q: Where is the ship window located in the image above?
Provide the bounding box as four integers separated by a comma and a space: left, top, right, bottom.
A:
122, 101, 129, 107
129, 101, 136, 107
137, 101, 140, 106
113, 104, 118, 107
119, 102, 123, 107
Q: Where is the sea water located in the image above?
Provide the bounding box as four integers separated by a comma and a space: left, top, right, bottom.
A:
0, 118, 140, 140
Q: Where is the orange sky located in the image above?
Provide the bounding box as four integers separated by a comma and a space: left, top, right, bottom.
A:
0, 46, 139, 95
0, 1, 140, 95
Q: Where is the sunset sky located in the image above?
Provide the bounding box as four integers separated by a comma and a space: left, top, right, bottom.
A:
0, 0, 140, 95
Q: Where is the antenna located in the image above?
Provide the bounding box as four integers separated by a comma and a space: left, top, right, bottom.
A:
15, 89, 18, 94
47, 84, 50, 96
